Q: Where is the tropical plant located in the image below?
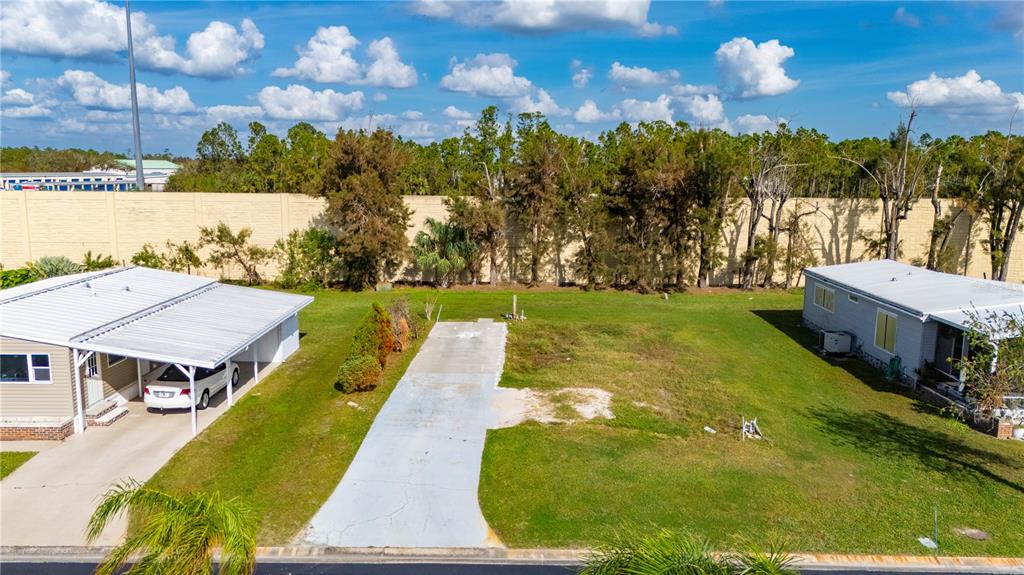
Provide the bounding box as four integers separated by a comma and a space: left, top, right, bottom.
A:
581, 527, 796, 575
29, 255, 83, 279
412, 218, 475, 287
198, 223, 272, 286
0, 266, 35, 288
86, 479, 256, 575
82, 251, 118, 271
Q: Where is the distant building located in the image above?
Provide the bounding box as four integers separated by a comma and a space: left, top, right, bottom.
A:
1, 159, 180, 192
0, 172, 136, 192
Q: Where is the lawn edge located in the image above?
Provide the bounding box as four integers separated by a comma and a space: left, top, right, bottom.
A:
2, 546, 1022, 573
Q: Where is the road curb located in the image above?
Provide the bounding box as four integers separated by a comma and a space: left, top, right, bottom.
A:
2, 546, 1022, 573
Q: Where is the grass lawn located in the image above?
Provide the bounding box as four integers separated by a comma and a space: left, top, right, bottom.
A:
145, 287, 1023, 553
478, 289, 1024, 555
0, 451, 36, 479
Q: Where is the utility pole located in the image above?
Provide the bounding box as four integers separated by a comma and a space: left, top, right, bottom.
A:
125, 0, 145, 191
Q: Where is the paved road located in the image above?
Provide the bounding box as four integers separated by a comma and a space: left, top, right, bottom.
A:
303, 320, 510, 548
0, 362, 268, 547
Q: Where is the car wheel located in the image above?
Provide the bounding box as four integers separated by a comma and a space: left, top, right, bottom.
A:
231, 368, 240, 388
199, 390, 210, 409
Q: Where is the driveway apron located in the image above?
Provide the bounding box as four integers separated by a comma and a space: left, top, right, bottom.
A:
303, 320, 508, 548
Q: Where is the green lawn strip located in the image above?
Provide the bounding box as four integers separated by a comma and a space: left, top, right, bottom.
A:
479, 290, 1024, 555
0, 451, 37, 479
144, 290, 432, 544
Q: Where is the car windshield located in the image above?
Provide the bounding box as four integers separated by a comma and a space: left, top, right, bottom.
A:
156, 364, 224, 382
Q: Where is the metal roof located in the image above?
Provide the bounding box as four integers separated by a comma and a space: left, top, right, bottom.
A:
114, 159, 180, 170
0, 267, 313, 368
805, 259, 1024, 333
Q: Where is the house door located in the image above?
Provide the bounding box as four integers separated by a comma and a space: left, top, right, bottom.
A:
85, 354, 105, 406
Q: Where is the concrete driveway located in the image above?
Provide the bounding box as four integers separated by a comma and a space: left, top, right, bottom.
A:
303, 320, 512, 548
0, 361, 270, 547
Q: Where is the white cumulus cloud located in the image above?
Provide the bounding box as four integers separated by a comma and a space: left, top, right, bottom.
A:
886, 70, 1024, 118
892, 7, 920, 28
678, 93, 725, 124
2, 88, 36, 106
258, 84, 364, 121
441, 53, 533, 97
509, 88, 569, 116
734, 114, 781, 134
609, 62, 680, 89
716, 37, 799, 99
571, 60, 593, 89
443, 105, 474, 119
57, 70, 195, 113
206, 105, 264, 122
618, 94, 674, 123
273, 27, 416, 87
0, 1, 263, 78
413, 0, 675, 37
574, 99, 620, 123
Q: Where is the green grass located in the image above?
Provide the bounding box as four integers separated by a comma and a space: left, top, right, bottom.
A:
477, 289, 1024, 555
0, 451, 36, 479
145, 287, 1024, 553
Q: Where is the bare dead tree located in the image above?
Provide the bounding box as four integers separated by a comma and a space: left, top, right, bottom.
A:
840, 106, 933, 261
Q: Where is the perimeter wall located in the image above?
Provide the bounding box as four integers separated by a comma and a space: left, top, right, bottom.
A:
1, 191, 1020, 285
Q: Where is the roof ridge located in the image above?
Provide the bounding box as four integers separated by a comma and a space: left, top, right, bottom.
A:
71, 281, 221, 344
0, 266, 131, 305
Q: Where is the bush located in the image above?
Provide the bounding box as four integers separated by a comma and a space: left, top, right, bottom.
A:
337, 355, 383, 393
29, 256, 83, 279
82, 251, 117, 271
274, 227, 342, 289
387, 297, 421, 350
0, 267, 35, 288
350, 303, 394, 368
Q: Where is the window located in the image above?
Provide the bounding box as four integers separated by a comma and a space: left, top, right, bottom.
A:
875, 310, 898, 354
813, 284, 835, 312
848, 293, 860, 303
86, 354, 99, 378
1, 354, 52, 383
107, 354, 127, 367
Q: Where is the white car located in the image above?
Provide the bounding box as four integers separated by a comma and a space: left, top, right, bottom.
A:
143, 360, 239, 410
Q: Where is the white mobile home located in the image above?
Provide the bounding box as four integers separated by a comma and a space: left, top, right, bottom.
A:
802, 260, 1023, 386
0, 267, 312, 440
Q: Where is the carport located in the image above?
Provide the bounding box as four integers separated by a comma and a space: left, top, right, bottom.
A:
0, 266, 313, 438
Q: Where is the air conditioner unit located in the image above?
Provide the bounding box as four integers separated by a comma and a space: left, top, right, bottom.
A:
820, 330, 852, 354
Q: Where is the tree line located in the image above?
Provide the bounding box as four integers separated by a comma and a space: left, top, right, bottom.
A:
0, 146, 180, 172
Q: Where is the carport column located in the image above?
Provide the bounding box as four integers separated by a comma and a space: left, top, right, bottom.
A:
71, 349, 87, 434
226, 361, 233, 407
174, 364, 198, 436
251, 346, 259, 384
136, 358, 143, 398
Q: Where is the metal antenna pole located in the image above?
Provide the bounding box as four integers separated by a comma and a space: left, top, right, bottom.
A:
125, 0, 145, 191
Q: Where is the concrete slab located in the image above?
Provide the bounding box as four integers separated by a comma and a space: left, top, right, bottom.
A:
303, 321, 512, 548
0, 361, 275, 547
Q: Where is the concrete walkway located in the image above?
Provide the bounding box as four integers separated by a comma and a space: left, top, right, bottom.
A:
0, 361, 273, 547
303, 320, 512, 548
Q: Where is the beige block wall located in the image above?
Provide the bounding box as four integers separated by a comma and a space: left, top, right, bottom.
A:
0, 336, 75, 421
0, 191, 1020, 285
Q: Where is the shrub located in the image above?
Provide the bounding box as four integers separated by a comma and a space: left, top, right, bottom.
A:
337, 355, 383, 393
132, 244, 166, 269
29, 256, 83, 279
387, 297, 422, 348
350, 303, 394, 368
274, 227, 342, 289
82, 251, 117, 271
0, 267, 35, 288
198, 222, 271, 285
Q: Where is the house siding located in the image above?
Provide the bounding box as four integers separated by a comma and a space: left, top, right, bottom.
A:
99, 354, 139, 400
803, 276, 927, 382
0, 336, 75, 421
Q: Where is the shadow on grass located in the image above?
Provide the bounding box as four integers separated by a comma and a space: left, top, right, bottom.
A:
809, 406, 1024, 494
750, 309, 905, 395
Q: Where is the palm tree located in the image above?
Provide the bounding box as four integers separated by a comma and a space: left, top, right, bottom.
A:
412, 217, 475, 287
87, 479, 256, 575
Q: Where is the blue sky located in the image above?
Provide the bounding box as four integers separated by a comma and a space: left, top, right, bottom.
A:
1, 1, 1022, 156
